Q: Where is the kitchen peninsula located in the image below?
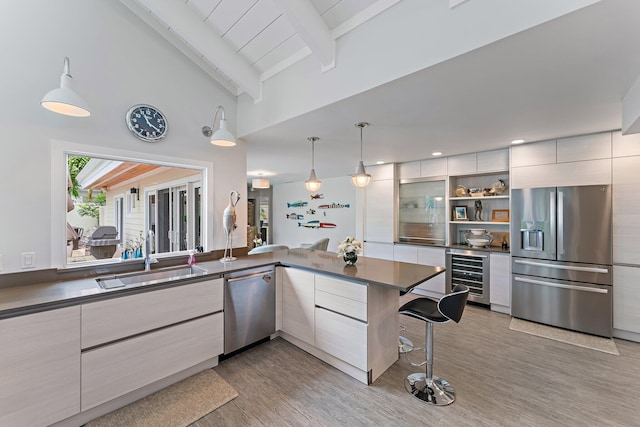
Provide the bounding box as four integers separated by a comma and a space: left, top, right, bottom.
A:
0, 249, 444, 427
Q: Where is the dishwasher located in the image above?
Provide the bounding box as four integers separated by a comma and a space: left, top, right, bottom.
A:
224, 266, 275, 354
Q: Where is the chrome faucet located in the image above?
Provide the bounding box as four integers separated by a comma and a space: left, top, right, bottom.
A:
145, 229, 158, 271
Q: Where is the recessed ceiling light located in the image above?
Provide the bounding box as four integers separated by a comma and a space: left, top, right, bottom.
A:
376, 161, 385, 165
511, 139, 525, 145
432, 151, 443, 156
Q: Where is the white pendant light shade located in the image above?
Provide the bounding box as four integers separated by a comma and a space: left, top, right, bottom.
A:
305, 136, 322, 192
351, 122, 371, 188
305, 168, 322, 192
252, 177, 270, 189
202, 105, 236, 146
351, 160, 371, 188
41, 57, 90, 117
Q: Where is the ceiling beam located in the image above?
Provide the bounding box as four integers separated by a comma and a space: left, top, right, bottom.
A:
271, 0, 335, 71
129, 0, 262, 101
622, 74, 640, 135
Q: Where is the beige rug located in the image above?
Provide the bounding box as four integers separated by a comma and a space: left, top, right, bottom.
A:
509, 317, 619, 355
86, 369, 238, 427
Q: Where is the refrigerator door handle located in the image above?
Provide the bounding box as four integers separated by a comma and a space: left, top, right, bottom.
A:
514, 259, 610, 274
513, 276, 609, 294
550, 191, 556, 257
558, 190, 564, 256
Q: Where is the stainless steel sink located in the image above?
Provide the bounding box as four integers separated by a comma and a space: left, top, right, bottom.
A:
96, 265, 208, 290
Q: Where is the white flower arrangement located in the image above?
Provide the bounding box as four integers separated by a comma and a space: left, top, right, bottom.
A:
337, 236, 362, 256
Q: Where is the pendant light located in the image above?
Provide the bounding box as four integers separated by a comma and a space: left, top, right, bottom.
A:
202, 105, 236, 146
252, 173, 270, 189
351, 122, 371, 188
41, 57, 91, 117
305, 136, 322, 192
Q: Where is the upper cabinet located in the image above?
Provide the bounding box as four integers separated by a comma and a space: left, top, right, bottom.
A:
613, 131, 640, 157
448, 149, 509, 176
512, 140, 557, 167
397, 158, 447, 179
556, 132, 611, 162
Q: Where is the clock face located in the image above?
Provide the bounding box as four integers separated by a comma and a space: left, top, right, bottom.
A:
126, 104, 168, 142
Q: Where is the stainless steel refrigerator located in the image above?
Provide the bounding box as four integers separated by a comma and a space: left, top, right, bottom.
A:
511, 185, 613, 337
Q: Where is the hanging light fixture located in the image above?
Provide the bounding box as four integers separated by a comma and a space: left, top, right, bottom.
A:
41, 57, 91, 117
351, 122, 371, 188
305, 136, 322, 192
202, 105, 236, 146
252, 173, 270, 189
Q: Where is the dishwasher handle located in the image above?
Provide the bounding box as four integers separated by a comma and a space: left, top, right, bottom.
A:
226, 270, 272, 283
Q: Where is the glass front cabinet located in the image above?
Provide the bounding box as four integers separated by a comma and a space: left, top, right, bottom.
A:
398, 178, 447, 245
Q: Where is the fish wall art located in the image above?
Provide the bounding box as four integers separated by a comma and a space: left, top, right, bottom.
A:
287, 201, 308, 208
310, 193, 324, 200
318, 202, 350, 209
298, 221, 336, 229
286, 213, 304, 220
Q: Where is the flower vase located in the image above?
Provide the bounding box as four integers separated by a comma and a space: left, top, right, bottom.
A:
343, 251, 358, 265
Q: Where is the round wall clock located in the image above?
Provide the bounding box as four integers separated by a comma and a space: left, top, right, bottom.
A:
126, 104, 168, 142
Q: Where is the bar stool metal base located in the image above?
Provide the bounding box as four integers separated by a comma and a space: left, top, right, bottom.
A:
404, 373, 456, 406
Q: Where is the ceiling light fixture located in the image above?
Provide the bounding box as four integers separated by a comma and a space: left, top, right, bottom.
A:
305, 136, 322, 192
432, 151, 443, 156
252, 173, 270, 189
202, 105, 236, 146
376, 161, 385, 165
511, 139, 525, 145
41, 57, 90, 117
351, 122, 372, 188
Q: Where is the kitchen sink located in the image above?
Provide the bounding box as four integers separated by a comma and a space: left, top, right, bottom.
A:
96, 265, 208, 290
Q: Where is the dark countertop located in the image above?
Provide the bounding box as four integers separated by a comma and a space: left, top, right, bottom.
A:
0, 248, 444, 319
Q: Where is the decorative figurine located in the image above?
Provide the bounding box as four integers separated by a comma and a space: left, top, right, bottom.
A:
221, 190, 240, 262
474, 200, 483, 221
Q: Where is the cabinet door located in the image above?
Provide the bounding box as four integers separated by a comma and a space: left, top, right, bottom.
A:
363, 242, 394, 260
315, 307, 367, 371
613, 156, 640, 265
557, 132, 611, 163
398, 161, 420, 179
82, 279, 222, 349
477, 149, 509, 173
364, 179, 394, 242
281, 268, 315, 345
420, 157, 447, 177
0, 306, 80, 427
613, 266, 640, 333
448, 153, 477, 175
489, 253, 510, 308
82, 313, 222, 410
415, 246, 446, 294
613, 131, 640, 157
511, 140, 556, 167
393, 244, 418, 264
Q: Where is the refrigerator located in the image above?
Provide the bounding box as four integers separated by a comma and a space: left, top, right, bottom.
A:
511, 185, 613, 337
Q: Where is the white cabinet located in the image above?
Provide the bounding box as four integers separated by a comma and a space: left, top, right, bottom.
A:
556, 132, 611, 163
613, 266, 640, 334
393, 244, 418, 264
489, 253, 510, 312
315, 307, 367, 370
398, 161, 421, 179
612, 156, 640, 265
364, 179, 394, 243
364, 242, 394, 260
0, 306, 80, 427
281, 268, 315, 345
448, 150, 509, 176
315, 275, 367, 321
416, 246, 446, 295
511, 140, 557, 167
82, 279, 223, 348
420, 157, 448, 177
448, 153, 477, 175
82, 313, 222, 410
613, 131, 640, 157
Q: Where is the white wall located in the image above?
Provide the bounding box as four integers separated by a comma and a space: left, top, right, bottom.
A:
0, 0, 244, 273
273, 177, 356, 251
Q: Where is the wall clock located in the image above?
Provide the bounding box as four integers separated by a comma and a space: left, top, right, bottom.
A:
126, 104, 168, 142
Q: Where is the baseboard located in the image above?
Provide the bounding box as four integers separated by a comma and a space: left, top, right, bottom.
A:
613, 328, 640, 343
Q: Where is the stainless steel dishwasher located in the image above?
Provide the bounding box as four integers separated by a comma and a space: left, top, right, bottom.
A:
224, 266, 275, 354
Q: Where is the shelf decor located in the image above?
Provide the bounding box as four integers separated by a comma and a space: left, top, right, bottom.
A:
491, 209, 510, 222
453, 206, 468, 221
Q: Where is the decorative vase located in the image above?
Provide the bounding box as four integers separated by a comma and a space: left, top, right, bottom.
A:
343, 251, 358, 265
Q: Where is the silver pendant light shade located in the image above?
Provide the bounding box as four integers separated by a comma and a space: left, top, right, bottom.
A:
41, 57, 91, 117
351, 122, 371, 188
305, 136, 322, 192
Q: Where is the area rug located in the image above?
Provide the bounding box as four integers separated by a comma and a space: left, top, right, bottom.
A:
509, 317, 619, 355
86, 369, 238, 427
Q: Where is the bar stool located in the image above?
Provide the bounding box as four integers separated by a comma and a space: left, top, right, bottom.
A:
398, 284, 469, 405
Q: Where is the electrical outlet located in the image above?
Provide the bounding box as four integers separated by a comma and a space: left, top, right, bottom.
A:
21, 252, 36, 269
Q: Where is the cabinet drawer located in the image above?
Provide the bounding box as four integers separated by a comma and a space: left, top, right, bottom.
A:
315, 290, 367, 322
82, 279, 222, 349
81, 312, 222, 410
315, 275, 367, 303
315, 307, 367, 370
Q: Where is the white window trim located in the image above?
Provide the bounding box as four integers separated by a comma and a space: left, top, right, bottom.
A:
51, 139, 213, 269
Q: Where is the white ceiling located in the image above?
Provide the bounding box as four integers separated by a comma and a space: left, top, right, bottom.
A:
123, 0, 640, 185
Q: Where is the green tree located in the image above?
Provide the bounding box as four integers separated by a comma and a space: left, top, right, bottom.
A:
67, 155, 90, 198
76, 192, 106, 219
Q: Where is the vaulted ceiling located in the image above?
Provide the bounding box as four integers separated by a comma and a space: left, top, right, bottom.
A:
121, 0, 640, 185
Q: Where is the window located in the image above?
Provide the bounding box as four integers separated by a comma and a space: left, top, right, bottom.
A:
55, 142, 211, 268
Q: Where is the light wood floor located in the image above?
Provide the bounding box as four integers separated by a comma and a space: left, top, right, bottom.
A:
193, 300, 640, 427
